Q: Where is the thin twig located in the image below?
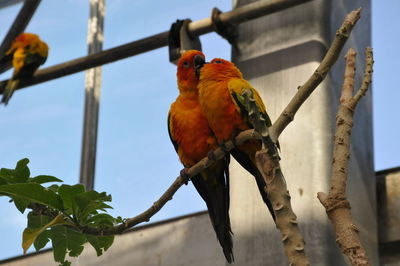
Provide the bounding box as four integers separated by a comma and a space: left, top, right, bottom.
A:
242, 89, 310, 265
74, 129, 261, 236
270, 8, 361, 142
317, 47, 373, 266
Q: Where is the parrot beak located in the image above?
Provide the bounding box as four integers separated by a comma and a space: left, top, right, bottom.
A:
194, 54, 206, 77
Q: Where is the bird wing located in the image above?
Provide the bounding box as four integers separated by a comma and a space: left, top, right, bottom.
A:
167, 111, 179, 152
227, 78, 272, 127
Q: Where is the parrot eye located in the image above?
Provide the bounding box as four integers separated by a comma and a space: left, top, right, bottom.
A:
214, 60, 223, 64
183, 61, 190, 68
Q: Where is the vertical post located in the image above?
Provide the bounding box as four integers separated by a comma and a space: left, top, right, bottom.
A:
79, 0, 105, 190
229, 0, 376, 265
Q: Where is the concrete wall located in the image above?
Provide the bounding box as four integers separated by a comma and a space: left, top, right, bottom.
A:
377, 168, 400, 265
230, 0, 376, 265
0, 212, 227, 266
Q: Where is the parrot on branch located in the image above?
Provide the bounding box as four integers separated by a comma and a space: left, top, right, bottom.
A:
196, 57, 276, 220
0, 33, 48, 105
168, 50, 234, 263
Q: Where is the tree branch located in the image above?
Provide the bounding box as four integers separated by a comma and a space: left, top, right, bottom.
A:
270, 8, 361, 142
242, 89, 310, 265
75, 129, 261, 236
317, 47, 373, 266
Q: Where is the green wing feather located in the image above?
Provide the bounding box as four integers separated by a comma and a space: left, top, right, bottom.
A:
227, 78, 277, 220
227, 78, 272, 127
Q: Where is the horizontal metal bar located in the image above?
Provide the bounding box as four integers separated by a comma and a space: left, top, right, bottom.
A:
0, 0, 312, 93
0, 0, 23, 9
0, 0, 41, 74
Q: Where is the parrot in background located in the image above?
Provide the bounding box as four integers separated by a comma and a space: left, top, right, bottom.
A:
196, 57, 276, 221
1, 33, 48, 105
168, 50, 234, 263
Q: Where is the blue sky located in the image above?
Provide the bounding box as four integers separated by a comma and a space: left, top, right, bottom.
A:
0, 0, 398, 260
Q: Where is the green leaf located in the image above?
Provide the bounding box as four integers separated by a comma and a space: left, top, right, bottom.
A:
0, 183, 64, 211
50, 226, 86, 263
15, 158, 30, 183
47, 184, 60, 192
86, 235, 114, 256
13, 197, 30, 213
58, 184, 85, 215
23, 214, 68, 253
27, 212, 53, 229
34, 230, 50, 251
30, 175, 63, 184
59, 261, 71, 266
0, 168, 15, 184
74, 191, 112, 223
115, 216, 124, 223
87, 213, 115, 228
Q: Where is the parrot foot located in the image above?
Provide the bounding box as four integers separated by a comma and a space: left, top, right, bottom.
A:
219, 142, 230, 153
180, 168, 191, 185
207, 150, 217, 161
230, 129, 242, 146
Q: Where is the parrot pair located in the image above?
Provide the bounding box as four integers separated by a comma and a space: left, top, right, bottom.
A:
168, 50, 276, 263
0, 33, 48, 105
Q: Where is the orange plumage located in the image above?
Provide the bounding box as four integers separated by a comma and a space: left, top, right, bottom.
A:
197, 58, 275, 220
168, 51, 234, 263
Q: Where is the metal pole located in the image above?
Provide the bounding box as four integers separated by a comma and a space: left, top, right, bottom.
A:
79, 0, 105, 190
0, 0, 24, 9
0, 0, 41, 74
0, 0, 312, 92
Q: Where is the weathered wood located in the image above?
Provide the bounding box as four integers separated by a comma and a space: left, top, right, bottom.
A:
230, 0, 376, 265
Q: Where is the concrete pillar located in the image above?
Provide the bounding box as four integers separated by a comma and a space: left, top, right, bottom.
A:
230, 0, 377, 265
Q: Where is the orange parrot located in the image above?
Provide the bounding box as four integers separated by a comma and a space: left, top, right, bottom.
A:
196, 58, 276, 220
1, 33, 48, 105
167, 50, 234, 263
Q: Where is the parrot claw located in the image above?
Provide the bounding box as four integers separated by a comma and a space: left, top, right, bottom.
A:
219, 142, 229, 153
207, 150, 217, 161
180, 168, 191, 185
230, 129, 241, 146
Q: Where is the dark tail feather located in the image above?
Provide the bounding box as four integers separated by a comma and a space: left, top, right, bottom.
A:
191, 157, 234, 263
1, 79, 19, 105
231, 147, 276, 221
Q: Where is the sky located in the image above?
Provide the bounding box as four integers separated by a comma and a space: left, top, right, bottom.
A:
0, 0, 398, 261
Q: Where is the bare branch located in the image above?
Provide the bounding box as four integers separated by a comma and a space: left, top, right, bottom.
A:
270, 8, 361, 142
76, 129, 261, 236
352, 47, 373, 105
242, 89, 310, 265
317, 47, 374, 266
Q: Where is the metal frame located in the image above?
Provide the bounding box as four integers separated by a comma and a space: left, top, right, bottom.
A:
0, 0, 312, 92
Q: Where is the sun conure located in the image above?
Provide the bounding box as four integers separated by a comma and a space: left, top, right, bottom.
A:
167, 50, 234, 263
196, 57, 276, 220
1, 33, 48, 105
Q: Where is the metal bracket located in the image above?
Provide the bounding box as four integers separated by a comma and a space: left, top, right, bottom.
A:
168, 19, 202, 65
211, 7, 238, 51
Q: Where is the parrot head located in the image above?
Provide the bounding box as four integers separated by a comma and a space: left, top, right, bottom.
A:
6, 33, 48, 58
196, 58, 243, 82
177, 50, 205, 92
